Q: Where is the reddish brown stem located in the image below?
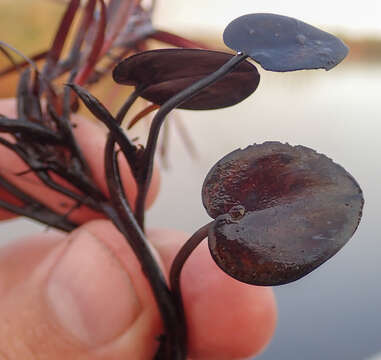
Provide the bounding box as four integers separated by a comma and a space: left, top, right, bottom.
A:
151, 30, 208, 49
75, 0, 107, 85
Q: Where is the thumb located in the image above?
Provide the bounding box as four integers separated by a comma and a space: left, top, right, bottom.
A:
0, 221, 162, 359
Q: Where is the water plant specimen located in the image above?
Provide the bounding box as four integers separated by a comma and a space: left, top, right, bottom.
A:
0, 3, 363, 360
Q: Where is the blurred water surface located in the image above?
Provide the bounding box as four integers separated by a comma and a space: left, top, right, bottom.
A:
0, 61, 380, 359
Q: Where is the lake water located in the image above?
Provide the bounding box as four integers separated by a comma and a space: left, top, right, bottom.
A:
0, 60, 380, 359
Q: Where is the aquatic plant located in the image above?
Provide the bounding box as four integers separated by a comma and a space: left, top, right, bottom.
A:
0, 3, 363, 359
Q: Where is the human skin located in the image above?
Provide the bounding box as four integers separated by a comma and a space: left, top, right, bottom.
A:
0, 99, 277, 359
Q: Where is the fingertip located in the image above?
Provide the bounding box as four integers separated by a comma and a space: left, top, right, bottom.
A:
0, 221, 162, 359
0, 98, 17, 116
148, 228, 278, 359
46, 226, 143, 346
78, 220, 163, 358
183, 241, 277, 359
0, 232, 65, 297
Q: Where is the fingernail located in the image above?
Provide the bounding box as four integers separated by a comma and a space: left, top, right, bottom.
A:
46, 229, 141, 346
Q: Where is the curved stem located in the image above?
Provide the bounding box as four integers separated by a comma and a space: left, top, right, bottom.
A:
169, 222, 211, 351
115, 87, 144, 125
103, 137, 186, 360
135, 52, 248, 230
128, 103, 159, 130
170, 222, 212, 291
104, 86, 187, 358
0, 41, 40, 74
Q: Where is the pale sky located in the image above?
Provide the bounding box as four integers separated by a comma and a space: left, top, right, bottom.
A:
155, 0, 381, 38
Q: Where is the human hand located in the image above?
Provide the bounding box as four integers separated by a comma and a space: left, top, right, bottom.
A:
0, 99, 276, 359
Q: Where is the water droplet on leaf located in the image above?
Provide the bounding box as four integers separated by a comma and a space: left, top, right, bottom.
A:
296, 34, 306, 45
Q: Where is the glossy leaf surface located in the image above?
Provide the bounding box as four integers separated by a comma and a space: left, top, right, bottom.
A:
223, 13, 348, 72
113, 49, 260, 110
202, 142, 363, 285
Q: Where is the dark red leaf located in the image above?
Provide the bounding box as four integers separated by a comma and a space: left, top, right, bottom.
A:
202, 142, 363, 285
113, 48, 260, 110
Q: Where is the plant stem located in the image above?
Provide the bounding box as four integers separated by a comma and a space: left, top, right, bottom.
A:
101, 87, 142, 210
103, 138, 187, 360
135, 52, 248, 230
169, 222, 212, 352
115, 87, 144, 125
61, 80, 91, 174
0, 175, 77, 231
105, 88, 187, 358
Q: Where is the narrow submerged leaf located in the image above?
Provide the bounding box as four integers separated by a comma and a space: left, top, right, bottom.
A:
102, 0, 136, 53
75, 0, 107, 85
68, 83, 138, 173
16, 68, 39, 123
113, 49, 260, 110
128, 104, 159, 129
43, 0, 81, 75
223, 13, 348, 72
202, 142, 363, 285
67, 0, 97, 61
150, 30, 208, 49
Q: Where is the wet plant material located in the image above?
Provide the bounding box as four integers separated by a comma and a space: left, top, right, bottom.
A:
0, 4, 363, 360
223, 13, 349, 71
202, 142, 363, 285
113, 48, 260, 110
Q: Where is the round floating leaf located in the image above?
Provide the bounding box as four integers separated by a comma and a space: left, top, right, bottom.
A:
113, 49, 260, 110
223, 13, 349, 72
202, 142, 363, 285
